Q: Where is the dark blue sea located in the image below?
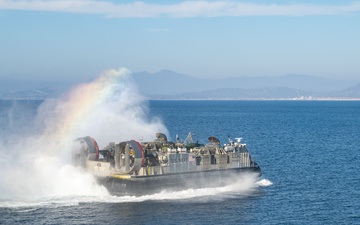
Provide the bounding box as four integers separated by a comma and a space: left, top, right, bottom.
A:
1, 100, 360, 224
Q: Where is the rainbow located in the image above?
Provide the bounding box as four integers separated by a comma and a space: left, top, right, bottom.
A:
39, 68, 131, 151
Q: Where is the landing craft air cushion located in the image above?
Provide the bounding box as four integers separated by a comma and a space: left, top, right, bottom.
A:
72, 133, 261, 196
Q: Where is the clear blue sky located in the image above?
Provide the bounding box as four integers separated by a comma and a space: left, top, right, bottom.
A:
1, 0, 360, 82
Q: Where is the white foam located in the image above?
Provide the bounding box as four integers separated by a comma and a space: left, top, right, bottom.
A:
256, 179, 273, 187
0, 173, 268, 209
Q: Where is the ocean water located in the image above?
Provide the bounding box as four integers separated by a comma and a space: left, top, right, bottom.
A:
1, 100, 360, 224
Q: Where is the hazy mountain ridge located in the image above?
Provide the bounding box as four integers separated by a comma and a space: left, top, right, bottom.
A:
0, 78, 74, 92
0, 87, 68, 100
132, 70, 356, 94
330, 83, 360, 98
149, 87, 318, 100
133, 70, 360, 99
1, 70, 360, 99
131, 70, 205, 95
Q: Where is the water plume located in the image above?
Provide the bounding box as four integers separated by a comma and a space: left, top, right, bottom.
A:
0, 67, 168, 204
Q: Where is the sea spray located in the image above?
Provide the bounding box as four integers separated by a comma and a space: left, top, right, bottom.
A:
256, 179, 273, 187
0, 68, 167, 203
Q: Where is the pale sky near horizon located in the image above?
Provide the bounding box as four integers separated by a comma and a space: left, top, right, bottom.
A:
1, 0, 360, 82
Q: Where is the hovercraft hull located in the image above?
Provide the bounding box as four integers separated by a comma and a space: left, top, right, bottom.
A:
98, 166, 261, 196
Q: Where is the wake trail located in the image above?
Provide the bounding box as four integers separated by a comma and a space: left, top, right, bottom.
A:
1, 175, 273, 209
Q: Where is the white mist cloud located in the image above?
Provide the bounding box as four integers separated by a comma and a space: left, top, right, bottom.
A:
0, 67, 168, 202
1, 0, 360, 17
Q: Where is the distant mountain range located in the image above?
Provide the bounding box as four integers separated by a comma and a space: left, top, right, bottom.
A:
131, 70, 360, 100
0, 77, 74, 100
0, 87, 67, 100
132, 70, 355, 94
1, 70, 360, 100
